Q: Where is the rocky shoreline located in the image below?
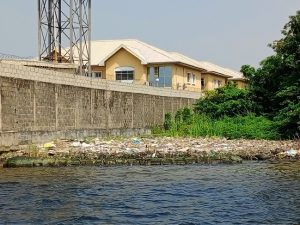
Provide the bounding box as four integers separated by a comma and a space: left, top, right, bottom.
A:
1, 137, 299, 168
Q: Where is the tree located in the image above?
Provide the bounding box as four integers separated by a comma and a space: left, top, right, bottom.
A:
241, 11, 300, 137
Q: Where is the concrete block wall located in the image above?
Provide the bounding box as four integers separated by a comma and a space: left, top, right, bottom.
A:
0, 62, 199, 145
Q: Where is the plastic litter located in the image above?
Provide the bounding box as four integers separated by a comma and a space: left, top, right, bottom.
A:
286, 149, 298, 157
71, 141, 93, 148
81, 143, 92, 148
71, 142, 81, 147
131, 138, 141, 145
43, 142, 56, 149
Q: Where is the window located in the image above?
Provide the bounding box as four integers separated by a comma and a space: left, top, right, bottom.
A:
154, 67, 159, 77
218, 80, 222, 87
147, 67, 150, 75
115, 67, 134, 81
214, 79, 222, 88
187, 73, 195, 84
148, 66, 172, 87
187, 72, 191, 83
93, 71, 102, 78
201, 78, 205, 87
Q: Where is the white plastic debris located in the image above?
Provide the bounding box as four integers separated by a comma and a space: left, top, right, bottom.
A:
286, 149, 298, 157
81, 143, 93, 148
71, 142, 81, 147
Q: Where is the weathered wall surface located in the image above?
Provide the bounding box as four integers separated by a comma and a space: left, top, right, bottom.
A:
172, 64, 202, 92
105, 48, 147, 84
0, 62, 200, 145
202, 73, 228, 91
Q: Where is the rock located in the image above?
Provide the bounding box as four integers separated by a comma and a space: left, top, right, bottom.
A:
48, 150, 56, 156
271, 148, 285, 155
178, 147, 189, 153
94, 139, 102, 145
0, 146, 10, 154
255, 153, 272, 160
9, 146, 20, 152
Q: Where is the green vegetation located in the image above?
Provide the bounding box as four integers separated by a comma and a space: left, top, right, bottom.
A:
241, 11, 300, 138
154, 109, 279, 140
155, 11, 300, 140
194, 84, 257, 118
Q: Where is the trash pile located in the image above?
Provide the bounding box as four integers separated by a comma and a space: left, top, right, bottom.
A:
37, 137, 300, 160
1, 137, 300, 168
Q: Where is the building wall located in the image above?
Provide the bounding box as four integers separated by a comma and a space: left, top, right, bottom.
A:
91, 66, 106, 78
232, 80, 247, 89
172, 64, 202, 92
0, 62, 199, 145
105, 48, 147, 85
201, 73, 228, 91
99, 49, 204, 92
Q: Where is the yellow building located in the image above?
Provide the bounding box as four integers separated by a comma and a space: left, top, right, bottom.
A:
87, 39, 246, 92
197, 61, 247, 90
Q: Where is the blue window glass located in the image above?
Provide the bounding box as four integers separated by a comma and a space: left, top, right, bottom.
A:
147, 66, 172, 87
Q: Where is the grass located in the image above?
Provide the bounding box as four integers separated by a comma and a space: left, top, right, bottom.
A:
154, 114, 280, 140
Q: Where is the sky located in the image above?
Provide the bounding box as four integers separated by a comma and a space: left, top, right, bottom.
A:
0, 0, 299, 70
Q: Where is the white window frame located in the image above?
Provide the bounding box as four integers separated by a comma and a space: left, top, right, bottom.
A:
93, 71, 102, 79
187, 72, 196, 85
115, 67, 135, 83
192, 74, 196, 85
214, 79, 222, 88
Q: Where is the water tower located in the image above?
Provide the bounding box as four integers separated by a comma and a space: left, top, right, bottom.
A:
38, 0, 91, 75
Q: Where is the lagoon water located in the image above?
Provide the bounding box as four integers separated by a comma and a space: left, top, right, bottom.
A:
0, 161, 300, 225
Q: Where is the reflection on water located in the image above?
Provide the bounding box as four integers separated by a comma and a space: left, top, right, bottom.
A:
0, 161, 300, 225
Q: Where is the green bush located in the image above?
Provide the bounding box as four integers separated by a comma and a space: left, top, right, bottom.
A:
164, 113, 173, 131
175, 109, 183, 125
182, 107, 192, 123
194, 84, 257, 118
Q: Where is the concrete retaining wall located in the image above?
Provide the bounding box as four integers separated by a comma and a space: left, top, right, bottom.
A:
0, 61, 200, 145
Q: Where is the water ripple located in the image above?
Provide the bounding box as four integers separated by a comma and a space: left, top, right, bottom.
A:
0, 162, 300, 224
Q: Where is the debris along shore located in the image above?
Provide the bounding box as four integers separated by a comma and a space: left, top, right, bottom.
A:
1, 137, 300, 168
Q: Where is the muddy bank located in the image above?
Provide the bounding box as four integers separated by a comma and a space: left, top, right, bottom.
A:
1, 137, 299, 168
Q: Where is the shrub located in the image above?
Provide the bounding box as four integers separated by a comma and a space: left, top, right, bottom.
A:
182, 107, 192, 123
164, 113, 173, 130
194, 84, 257, 118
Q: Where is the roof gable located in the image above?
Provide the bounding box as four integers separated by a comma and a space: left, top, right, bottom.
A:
98, 44, 147, 66
90, 39, 176, 66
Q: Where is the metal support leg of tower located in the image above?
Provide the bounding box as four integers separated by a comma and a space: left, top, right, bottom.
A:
38, 0, 91, 75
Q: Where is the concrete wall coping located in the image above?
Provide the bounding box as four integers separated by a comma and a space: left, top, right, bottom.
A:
0, 59, 77, 69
